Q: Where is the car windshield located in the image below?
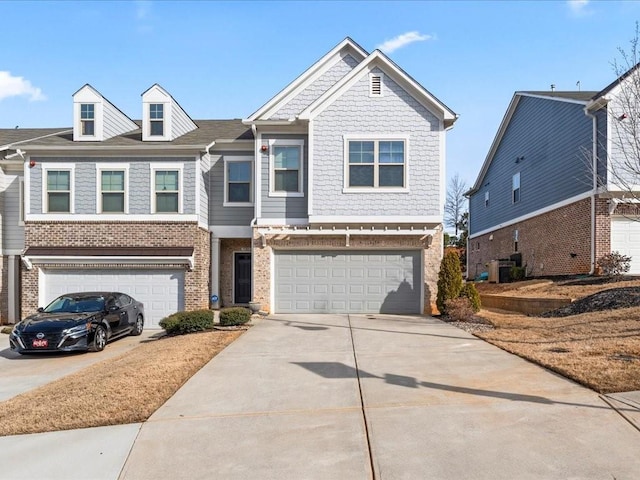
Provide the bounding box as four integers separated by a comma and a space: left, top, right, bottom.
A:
43, 295, 106, 314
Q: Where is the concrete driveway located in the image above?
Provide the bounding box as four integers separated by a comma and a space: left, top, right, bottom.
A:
120, 314, 640, 480
0, 330, 158, 402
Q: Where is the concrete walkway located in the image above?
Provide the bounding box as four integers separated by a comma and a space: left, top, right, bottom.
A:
2, 315, 640, 480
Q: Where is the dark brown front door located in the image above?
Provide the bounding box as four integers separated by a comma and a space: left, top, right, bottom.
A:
234, 253, 252, 304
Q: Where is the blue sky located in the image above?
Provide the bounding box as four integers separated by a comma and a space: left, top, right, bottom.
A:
2, 0, 640, 189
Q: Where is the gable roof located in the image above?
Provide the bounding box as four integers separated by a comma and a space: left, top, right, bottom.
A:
591, 62, 640, 100
467, 90, 597, 196
298, 49, 457, 127
245, 37, 368, 122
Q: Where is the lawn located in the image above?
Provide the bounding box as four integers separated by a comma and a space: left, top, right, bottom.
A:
473, 278, 640, 394
0, 329, 244, 436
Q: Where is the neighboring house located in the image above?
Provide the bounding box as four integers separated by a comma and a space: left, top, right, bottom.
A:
0, 37, 457, 325
467, 65, 640, 278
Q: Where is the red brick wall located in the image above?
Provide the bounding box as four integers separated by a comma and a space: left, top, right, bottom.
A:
468, 198, 592, 278
22, 222, 210, 317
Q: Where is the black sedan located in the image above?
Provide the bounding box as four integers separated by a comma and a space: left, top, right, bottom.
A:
9, 292, 144, 354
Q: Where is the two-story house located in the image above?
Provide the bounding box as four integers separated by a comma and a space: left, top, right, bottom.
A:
467, 64, 640, 278
1, 38, 456, 326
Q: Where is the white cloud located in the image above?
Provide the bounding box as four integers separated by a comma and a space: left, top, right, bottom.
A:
568, 0, 592, 16
0, 71, 46, 102
376, 31, 433, 54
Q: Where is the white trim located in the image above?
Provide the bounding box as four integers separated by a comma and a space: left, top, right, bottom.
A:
468, 190, 594, 239
24, 159, 30, 216
268, 138, 305, 197
343, 135, 410, 191
7, 255, 16, 323
223, 156, 254, 207
210, 226, 252, 238
95, 163, 129, 214
18, 177, 24, 226
42, 163, 75, 214
308, 119, 314, 216
258, 226, 437, 237
26, 213, 199, 222
255, 218, 309, 226
440, 120, 446, 216
4, 249, 24, 255
308, 215, 442, 224
150, 162, 184, 214
23, 255, 195, 271
38, 268, 46, 308
210, 237, 221, 308
255, 129, 262, 218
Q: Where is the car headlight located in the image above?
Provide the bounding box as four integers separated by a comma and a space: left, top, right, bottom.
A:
62, 324, 91, 336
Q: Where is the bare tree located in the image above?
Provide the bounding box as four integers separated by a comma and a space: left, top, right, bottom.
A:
444, 173, 468, 237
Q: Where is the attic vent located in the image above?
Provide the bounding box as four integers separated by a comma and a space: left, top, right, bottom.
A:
370, 73, 383, 97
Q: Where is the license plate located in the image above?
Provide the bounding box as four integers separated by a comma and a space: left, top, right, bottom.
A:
32, 339, 48, 348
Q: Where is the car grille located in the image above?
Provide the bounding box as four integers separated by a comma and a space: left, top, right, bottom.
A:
21, 332, 63, 350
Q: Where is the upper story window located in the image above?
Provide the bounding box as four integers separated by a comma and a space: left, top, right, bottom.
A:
45, 168, 73, 213
512, 172, 521, 203
224, 157, 253, 206
269, 139, 304, 197
97, 164, 128, 213
345, 137, 407, 191
150, 104, 164, 136
80, 104, 95, 136
152, 166, 181, 213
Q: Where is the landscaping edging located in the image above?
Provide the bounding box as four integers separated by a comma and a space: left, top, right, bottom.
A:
480, 294, 572, 315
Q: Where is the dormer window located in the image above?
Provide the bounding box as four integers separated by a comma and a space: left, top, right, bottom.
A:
150, 104, 164, 136
80, 104, 95, 136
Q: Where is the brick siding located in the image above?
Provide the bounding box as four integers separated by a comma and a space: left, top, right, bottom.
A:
252, 229, 442, 314
21, 221, 210, 318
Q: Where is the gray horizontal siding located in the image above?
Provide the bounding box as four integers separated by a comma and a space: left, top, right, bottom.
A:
209, 151, 255, 226
2, 174, 24, 251
469, 96, 593, 235
200, 154, 210, 225
260, 134, 308, 220
29, 156, 196, 215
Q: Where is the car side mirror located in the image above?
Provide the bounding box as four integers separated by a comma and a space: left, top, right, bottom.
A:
108, 305, 119, 312
37, 307, 44, 313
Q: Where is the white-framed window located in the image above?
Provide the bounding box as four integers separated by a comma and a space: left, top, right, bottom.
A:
485, 191, 489, 208
150, 103, 164, 136
269, 139, 304, 197
369, 72, 383, 97
344, 136, 409, 191
43, 164, 75, 213
224, 156, 253, 206
19, 177, 24, 225
512, 172, 521, 203
151, 163, 183, 213
96, 163, 129, 213
80, 104, 95, 136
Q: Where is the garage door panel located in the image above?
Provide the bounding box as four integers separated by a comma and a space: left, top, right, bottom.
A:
275, 250, 421, 314
611, 218, 640, 275
43, 269, 184, 329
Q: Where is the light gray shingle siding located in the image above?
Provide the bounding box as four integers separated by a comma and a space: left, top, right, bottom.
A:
468, 96, 593, 235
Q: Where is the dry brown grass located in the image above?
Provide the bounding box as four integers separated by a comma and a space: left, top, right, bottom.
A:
475, 277, 640, 299
0, 330, 243, 436
477, 307, 640, 394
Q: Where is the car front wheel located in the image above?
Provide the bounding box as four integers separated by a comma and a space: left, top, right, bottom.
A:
91, 325, 107, 352
131, 315, 144, 336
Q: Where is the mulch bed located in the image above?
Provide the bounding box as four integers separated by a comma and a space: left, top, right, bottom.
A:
540, 287, 640, 317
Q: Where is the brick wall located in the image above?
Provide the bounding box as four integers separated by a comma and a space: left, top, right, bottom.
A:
219, 238, 251, 307
251, 230, 442, 314
468, 198, 592, 278
21, 222, 210, 317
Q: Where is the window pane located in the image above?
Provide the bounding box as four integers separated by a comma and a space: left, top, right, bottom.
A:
48, 192, 70, 212
228, 162, 251, 182
150, 120, 163, 136
155, 171, 178, 191
349, 141, 374, 164
349, 165, 374, 187
102, 193, 124, 212
102, 171, 124, 191
150, 104, 163, 119
156, 193, 179, 212
47, 171, 70, 191
275, 170, 299, 192
379, 141, 404, 164
80, 104, 94, 119
379, 165, 404, 187
274, 146, 300, 169
228, 183, 250, 202
82, 121, 95, 136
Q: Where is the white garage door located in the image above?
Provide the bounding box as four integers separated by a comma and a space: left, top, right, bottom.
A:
611, 217, 640, 274
274, 250, 421, 314
42, 269, 185, 328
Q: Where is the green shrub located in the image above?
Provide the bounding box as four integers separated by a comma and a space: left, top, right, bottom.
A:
443, 297, 476, 322
159, 309, 214, 335
219, 307, 251, 326
460, 283, 481, 313
510, 266, 526, 281
437, 250, 464, 315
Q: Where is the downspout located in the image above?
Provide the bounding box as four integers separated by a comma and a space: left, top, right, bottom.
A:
584, 106, 598, 274
250, 123, 259, 302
